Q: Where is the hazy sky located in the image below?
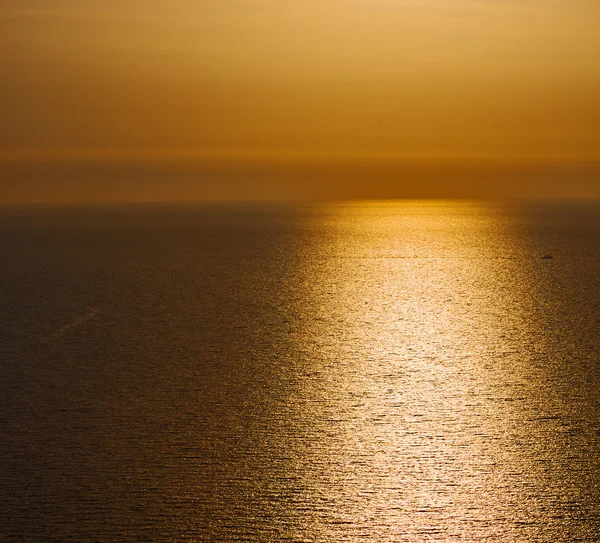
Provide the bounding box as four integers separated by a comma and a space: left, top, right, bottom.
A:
1, 0, 599, 201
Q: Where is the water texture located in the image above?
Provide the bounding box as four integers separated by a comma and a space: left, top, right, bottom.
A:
1, 201, 599, 542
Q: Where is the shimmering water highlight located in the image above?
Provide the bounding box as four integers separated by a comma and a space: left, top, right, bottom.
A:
1, 201, 599, 541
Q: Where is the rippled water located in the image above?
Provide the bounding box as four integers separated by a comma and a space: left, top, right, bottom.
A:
1, 201, 599, 542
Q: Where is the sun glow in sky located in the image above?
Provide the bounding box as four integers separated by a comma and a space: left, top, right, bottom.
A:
1, 0, 599, 201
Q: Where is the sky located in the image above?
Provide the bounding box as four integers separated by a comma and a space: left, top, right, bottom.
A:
1, 0, 599, 201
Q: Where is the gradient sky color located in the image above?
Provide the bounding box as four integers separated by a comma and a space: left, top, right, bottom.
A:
1, 0, 599, 201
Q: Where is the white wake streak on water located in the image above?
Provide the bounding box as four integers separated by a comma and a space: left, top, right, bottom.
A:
42, 307, 101, 342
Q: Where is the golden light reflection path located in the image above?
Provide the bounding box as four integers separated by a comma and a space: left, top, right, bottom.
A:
284, 201, 597, 542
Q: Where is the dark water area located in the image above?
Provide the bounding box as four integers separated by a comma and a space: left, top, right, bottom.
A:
1, 201, 599, 542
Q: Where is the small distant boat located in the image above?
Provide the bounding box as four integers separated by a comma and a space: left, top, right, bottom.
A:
541, 254, 553, 260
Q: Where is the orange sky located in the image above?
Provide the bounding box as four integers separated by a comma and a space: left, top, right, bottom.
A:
1, 0, 599, 201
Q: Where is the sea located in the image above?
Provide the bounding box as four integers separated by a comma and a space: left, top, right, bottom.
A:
1, 201, 599, 542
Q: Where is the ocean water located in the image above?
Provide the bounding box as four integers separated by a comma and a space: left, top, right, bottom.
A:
1, 201, 599, 542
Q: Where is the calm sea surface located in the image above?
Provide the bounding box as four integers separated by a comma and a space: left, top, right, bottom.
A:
1, 201, 599, 542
